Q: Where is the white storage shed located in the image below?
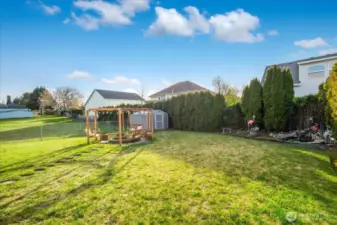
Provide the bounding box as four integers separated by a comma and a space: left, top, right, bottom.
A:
130, 110, 168, 130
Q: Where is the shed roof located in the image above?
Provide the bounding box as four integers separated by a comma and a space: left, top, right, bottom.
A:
95, 89, 144, 101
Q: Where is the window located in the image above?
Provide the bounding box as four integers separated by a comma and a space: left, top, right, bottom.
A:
307, 64, 325, 74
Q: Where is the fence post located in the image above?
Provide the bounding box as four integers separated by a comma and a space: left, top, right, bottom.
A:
40, 124, 43, 141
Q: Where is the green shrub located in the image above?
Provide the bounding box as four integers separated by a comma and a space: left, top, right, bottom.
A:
324, 62, 337, 137
263, 65, 294, 131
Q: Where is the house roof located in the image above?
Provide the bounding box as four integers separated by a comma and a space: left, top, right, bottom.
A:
85, 89, 144, 106
96, 89, 144, 101
149, 81, 209, 97
262, 61, 300, 84
261, 53, 337, 84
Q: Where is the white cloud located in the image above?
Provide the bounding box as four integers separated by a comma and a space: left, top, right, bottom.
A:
121, 0, 150, 16
38, 0, 61, 15
67, 70, 92, 79
102, 76, 141, 85
147, 6, 209, 36
162, 79, 171, 87
209, 9, 264, 43
267, 30, 279, 36
70, 0, 150, 30
71, 12, 101, 30
63, 18, 70, 24
318, 48, 337, 55
123, 88, 139, 94
294, 37, 328, 48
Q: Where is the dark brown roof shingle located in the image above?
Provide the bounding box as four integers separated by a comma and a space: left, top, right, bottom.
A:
149, 81, 208, 97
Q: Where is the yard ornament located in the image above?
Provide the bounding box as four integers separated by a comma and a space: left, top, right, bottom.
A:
248, 120, 255, 126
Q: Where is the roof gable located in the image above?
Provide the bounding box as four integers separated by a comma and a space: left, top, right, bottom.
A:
149, 81, 208, 97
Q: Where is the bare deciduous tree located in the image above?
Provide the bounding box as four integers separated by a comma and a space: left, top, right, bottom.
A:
212, 76, 224, 94
140, 83, 145, 105
53, 87, 83, 112
212, 76, 240, 105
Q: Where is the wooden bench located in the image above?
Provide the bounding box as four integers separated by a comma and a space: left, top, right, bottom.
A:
221, 127, 232, 134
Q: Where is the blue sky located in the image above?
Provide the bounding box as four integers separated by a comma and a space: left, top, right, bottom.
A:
1, 0, 337, 102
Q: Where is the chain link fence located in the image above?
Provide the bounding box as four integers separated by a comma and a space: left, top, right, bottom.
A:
0, 121, 128, 142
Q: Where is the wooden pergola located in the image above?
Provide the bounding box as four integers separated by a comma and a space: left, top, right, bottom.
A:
86, 107, 154, 145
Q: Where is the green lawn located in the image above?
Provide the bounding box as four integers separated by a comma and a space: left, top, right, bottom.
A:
0, 117, 336, 224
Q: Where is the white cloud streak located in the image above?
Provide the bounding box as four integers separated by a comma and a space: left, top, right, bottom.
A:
267, 30, 279, 36
318, 48, 337, 55
209, 9, 263, 43
294, 37, 328, 48
38, 0, 61, 15
147, 7, 263, 43
70, 0, 150, 30
102, 76, 141, 85
67, 70, 92, 79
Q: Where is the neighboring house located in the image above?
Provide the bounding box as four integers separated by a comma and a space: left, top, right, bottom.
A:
262, 53, 337, 97
148, 81, 210, 101
0, 104, 34, 119
84, 89, 144, 112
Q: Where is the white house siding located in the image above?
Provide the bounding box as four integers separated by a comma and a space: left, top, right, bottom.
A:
85, 90, 106, 112
296, 58, 337, 97
0, 109, 34, 119
149, 90, 206, 102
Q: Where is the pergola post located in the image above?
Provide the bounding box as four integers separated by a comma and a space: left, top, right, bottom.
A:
86, 110, 89, 144
127, 111, 131, 128
147, 110, 150, 130
94, 110, 98, 140
151, 110, 154, 135
118, 109, 123, 145
121, 111, 124, 131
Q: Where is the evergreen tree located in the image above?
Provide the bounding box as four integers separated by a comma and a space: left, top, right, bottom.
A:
263, 65, 295, 131
241, 85, 250, 121
248, 78, 264, 126
263, 65, 278, 130
325, 62, 337, 137
283, 67, 295, 128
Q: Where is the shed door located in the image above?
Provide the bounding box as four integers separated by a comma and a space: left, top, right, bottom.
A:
155, 113, 163, 129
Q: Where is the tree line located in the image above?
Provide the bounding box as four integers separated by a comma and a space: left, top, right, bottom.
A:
111, 62, 337, 137
11, 86, 83, 113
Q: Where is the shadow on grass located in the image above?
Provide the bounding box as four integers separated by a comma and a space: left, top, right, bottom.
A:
151, 131, 337, 218
0, 143, 88, 173
0, 145, 146, 224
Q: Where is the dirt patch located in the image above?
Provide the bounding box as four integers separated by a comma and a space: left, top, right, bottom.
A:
0, 180, 17, 185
